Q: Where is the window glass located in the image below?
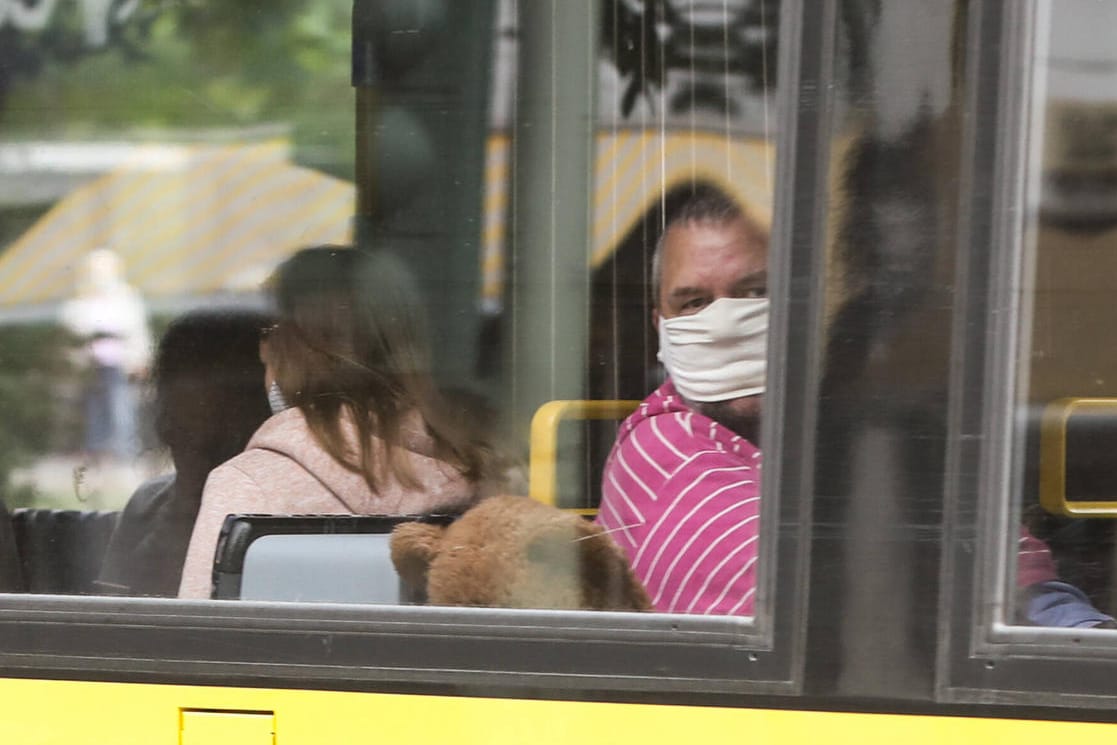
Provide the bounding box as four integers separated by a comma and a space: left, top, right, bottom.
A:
586, 0, 777, 618
0, 1, 355, 597
0, 0, 779, 622
1010, 0, 1117, 629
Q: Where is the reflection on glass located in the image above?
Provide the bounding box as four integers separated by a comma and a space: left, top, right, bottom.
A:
60, 249, 152, 463
1013, 0, 1117, 628
0, 1, 357, 595
0, 0, 777, 617
96, 307, 272, 597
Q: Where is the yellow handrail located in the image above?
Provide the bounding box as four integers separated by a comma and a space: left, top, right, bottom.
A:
1040, 397, 1117, 517
528, 399, 641, 506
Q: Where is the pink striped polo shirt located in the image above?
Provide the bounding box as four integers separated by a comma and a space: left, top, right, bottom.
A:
597, 379, 761, 616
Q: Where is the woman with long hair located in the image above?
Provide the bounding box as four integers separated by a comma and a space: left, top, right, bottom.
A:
178, 246, 490, 598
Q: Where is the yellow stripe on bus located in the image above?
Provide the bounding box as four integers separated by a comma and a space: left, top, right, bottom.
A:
0, 678, 1113, 745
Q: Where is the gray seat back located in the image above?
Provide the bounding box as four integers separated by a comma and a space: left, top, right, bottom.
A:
240, 533, 402, 603
210, 513, 457, 602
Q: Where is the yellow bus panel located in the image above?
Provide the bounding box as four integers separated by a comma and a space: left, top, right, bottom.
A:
0, 677, 1114, 744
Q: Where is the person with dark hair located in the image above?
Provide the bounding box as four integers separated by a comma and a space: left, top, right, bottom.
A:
597, 183, 768, 616
60, 248, 152, 461
96, 308, 273, 596
178, 246, 491, 598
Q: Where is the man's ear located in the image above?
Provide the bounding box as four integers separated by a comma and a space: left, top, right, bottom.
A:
652, 308, 660, 330
390, 522, 445, 591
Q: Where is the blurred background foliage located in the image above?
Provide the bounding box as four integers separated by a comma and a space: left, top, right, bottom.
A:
0, 1, 355, 505
1, 0, 354, 178
0, 324, 75, 507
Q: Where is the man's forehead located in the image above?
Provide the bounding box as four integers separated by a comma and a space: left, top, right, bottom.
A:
662, 217, 767, 274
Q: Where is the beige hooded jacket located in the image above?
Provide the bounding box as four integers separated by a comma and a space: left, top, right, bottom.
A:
178, 407, 477, 598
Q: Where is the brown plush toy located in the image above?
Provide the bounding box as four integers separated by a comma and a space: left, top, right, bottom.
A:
390, 495, 652, 611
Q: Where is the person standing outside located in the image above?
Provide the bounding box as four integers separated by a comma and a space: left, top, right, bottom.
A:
597, 185, 768, 616
60, 248, 152, 462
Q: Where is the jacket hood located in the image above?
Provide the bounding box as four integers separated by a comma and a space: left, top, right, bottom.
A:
245, 407, 476, 514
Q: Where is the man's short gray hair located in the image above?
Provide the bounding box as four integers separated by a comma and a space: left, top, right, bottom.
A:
650, 184, 752, 307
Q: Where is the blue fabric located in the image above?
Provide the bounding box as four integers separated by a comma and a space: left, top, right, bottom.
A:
1025, 580, 1115, 628
83, 364, 139, 458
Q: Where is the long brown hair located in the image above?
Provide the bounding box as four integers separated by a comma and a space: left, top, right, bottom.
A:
266, 246, 488, 494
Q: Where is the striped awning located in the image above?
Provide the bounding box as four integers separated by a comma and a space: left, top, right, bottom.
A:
481, 130, 773, 306
589, 129, 773, 266
0, 132, 770, 315
0, 140, 354, 312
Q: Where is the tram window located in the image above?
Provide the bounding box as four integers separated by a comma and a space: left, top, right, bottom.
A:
1006, 0, 1117, 629
0, 0, 783, 633
0, 1, 360, 598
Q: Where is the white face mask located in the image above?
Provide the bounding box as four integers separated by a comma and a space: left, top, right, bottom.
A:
267, 380, 290, 415
657, 296, 768, 402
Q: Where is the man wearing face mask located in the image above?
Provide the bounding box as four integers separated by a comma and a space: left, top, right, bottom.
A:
597, 185, 767, 616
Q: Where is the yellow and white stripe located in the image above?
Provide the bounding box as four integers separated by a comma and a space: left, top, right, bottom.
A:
0, 140, 354, 307
480, 130, 774, 306
0, 132, 771, 311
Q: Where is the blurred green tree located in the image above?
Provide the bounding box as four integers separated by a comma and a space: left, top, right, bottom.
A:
1, 0, 353, 176
0, 1, 355, 506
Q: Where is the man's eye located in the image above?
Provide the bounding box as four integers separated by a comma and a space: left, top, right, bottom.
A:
741, 287, 767, 299
681, 298, 708, 311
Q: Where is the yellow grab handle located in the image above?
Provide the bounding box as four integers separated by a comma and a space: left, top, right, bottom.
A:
1040, 397, 1117, 517
528, 400, 641, 506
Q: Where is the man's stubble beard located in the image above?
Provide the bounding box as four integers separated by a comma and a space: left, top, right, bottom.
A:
688, 394, 763, 445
